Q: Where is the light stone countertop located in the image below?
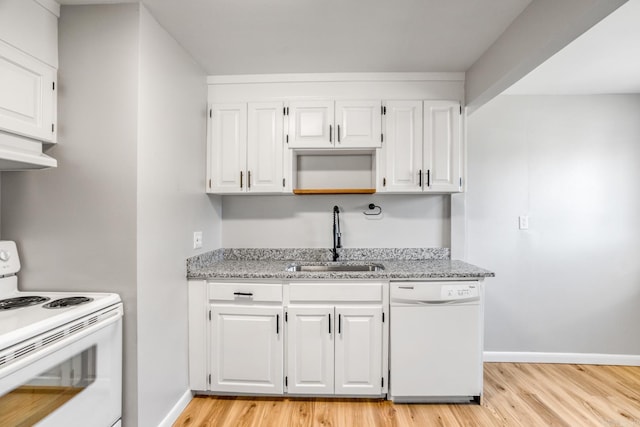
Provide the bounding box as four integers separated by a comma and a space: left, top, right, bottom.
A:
186, 248, 494, 281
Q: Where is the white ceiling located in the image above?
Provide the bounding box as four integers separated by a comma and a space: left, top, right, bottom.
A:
56, 0, 639, 96
58, 0, 532, 75
505, 0, 640, 94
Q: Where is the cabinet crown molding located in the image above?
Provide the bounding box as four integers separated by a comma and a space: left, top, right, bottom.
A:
207, 72, 465, 85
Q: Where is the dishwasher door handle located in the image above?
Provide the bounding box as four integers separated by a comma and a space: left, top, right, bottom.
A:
392, 297, 480, 305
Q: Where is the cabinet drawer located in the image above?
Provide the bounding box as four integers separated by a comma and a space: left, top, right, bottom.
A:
289, 282, 382, 302
209, 282, 282, 302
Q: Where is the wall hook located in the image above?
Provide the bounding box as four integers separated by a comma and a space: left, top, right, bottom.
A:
363, 203, 382, 216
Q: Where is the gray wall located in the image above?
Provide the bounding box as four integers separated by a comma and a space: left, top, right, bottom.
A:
221, 194, 449, 249
2, 4, 140, 424
137, 5, 218, 427
1, 4, 220, 426
467, 95, 640, 355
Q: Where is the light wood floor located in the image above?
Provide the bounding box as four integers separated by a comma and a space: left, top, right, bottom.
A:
173, 363, 640, 426
0, 386, 82, 427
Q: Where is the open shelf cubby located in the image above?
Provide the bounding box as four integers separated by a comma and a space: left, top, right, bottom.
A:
292, 150, 376, 195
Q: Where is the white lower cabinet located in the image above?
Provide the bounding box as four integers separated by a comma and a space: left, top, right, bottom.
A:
334, 306, 383, 395
286, 305, 334, 394
286, 305, 383, 396
189, 280, 388, 398
210, 305, 283, 394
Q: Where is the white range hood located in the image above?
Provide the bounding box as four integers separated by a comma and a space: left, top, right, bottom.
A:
0, 132, 57, 170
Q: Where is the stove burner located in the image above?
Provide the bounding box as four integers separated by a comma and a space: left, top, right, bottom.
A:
0, 296, 51, 310
43, 297, 94, 309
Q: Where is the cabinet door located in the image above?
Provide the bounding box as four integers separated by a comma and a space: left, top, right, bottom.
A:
335, 306, 383, 395
210, 305, 283, 394
423, 100, 462, 192
335, 100, 381, 148
286, 306, 334, 394
288, 100, 334, 148
379, 101, 423, 192
0, 40, 56, 143
247, 102, 284, 193
208, 104, 247, 193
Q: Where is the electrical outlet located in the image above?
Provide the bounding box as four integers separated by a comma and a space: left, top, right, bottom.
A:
193, 231, 203, 249
518, 216, 529, 230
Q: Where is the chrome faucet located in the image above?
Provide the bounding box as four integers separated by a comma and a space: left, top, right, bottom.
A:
332, 205, 342, 261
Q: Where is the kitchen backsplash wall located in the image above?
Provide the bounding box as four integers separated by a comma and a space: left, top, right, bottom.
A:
221, 194, 450, 248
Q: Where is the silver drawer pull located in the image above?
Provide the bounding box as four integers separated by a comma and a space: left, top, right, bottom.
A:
398, 286, 414, 290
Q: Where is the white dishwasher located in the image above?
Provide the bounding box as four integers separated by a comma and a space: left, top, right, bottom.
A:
389, 281, 483, 403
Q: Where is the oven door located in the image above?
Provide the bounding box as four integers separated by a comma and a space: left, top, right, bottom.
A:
0, 305, 122, 427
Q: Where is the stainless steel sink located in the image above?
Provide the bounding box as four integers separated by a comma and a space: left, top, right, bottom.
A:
286, 263, 385, 272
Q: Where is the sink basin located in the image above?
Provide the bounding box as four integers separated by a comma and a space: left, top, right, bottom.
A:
286, 263, 385, 272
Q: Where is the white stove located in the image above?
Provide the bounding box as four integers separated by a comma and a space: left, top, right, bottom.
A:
0, 240, 123, 427
0, 287, 121, 351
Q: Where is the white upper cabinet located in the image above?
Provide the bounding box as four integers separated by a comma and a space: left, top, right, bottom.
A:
0, 0, 59, 69
0, 40, 57, 143
288, 100, 381, 149
288, 100, 334, 148
378, 100, 423, 192
205, 74, 467, 194
247, 102, 285, 193
208, 103, 247, 193
378, 100, 462, 193
0, 0, 58, 148
423, 100, 462, 192
208, 102, 286, 194
335, 100, 382, 148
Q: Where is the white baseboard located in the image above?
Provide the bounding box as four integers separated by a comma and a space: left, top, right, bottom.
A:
158, 389, 193, 427
483, 351, 640, 366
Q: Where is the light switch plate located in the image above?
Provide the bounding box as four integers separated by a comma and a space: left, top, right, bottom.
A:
518, 216, 529, 230
193, 231, 203, 249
